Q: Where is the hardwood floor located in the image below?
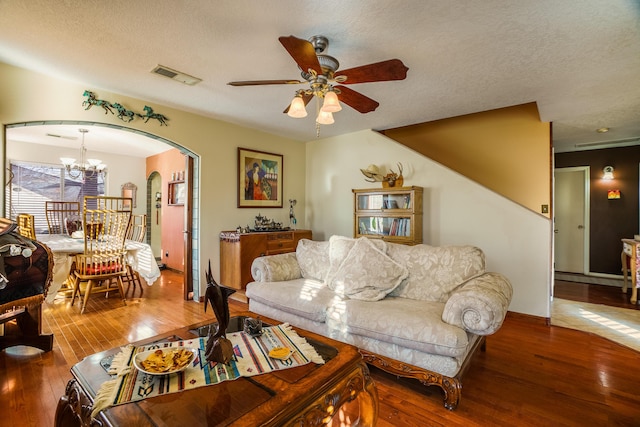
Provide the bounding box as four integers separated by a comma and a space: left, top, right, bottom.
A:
555, 279, 640, 310
2, 270, 640, 426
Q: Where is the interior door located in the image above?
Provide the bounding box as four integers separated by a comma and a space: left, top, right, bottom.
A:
554, 167, 588, 273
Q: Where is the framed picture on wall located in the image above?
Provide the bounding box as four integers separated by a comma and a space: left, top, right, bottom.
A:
238, 147, 283, 208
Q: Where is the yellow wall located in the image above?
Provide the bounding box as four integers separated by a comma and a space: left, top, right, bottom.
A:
382, 103, 551, 217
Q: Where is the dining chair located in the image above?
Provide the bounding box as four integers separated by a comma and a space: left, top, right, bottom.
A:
45, 201, 81, 235
122, 214, 147, 296
69, 196, 132, 313
16, 213, 37, 239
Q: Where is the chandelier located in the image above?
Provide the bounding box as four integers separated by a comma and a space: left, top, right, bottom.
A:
60, 128, 107, 179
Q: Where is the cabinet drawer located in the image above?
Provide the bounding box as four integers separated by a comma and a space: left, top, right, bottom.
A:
267, 240, 295, 254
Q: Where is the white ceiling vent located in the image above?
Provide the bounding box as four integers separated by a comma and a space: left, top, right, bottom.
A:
151, 65, 202, 86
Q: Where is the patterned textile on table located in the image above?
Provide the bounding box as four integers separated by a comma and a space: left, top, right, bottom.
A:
91, 323, 325, 418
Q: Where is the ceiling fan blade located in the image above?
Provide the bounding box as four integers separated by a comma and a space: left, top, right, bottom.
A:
337, 59, 409, 84
335, 86, 379, 113
283, 92, 314, 114
228, 79, 305, 86
279, 35, 322, 74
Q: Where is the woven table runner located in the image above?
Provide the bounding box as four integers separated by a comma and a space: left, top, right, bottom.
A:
91, 323, 324, 418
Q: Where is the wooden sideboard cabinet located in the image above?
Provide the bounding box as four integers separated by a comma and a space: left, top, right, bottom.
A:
220, 229, 312, 292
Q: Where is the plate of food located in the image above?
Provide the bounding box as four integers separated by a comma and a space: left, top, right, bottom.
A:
133, 347, 198, 375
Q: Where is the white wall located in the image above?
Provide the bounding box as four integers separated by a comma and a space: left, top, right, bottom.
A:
7, 141, 148, 215
305, 129, 552, 317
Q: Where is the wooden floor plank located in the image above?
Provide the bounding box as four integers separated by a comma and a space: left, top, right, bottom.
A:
2, 270, 640, 426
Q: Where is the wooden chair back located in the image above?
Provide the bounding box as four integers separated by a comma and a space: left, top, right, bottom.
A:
126, 214, 147, 243
16, 213, 36, 239
45, 201, 80, 234
80, 196, 132, 257
70, 196, 132, 313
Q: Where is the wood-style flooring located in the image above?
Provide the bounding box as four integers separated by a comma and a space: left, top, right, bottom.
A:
2, 270, 640, 426
555, 279, 640, 310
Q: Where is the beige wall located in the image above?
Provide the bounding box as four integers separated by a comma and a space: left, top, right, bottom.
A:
305, 129, 552, 317
0, 62, 307, 298
382, 103, 551, 218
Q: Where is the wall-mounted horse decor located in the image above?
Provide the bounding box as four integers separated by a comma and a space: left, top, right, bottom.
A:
140, 106, 169, 126
82, 90, 114, 115
81, 91, 169, 126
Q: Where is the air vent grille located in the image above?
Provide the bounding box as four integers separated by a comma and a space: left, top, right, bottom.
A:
151, 65, 202, 86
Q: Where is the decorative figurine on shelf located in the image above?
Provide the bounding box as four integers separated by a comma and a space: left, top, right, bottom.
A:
203, 260, 236, 364
253, 213, 284, 231
289, 199, 297, 230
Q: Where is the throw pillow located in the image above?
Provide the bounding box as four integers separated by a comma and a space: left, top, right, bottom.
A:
331, 237, 408, 301
296, 239, 330, 282
324, 235, 387, 289
387, 243, 485, 302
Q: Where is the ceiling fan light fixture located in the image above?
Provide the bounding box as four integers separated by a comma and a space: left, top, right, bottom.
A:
321, 90, 342, 113
316, 110, 334, 125
287, 94, 308, 118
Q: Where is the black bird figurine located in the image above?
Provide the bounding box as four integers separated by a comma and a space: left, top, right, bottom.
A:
203, 260, 236, 364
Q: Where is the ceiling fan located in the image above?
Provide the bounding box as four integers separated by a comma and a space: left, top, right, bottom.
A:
228, 35, 409, 130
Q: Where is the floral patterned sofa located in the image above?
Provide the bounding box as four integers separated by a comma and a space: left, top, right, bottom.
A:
245, 235, 512, 409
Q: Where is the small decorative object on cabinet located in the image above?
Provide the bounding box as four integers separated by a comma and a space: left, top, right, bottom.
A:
168, 180, 185, 205
220, 229, 312, 299
353, 186, 423, 245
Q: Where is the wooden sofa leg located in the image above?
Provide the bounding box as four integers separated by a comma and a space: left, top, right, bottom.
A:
359, 349, 462, 410
441, 377, 461, 410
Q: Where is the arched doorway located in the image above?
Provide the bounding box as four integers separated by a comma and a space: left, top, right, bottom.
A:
5, 121, 201, 301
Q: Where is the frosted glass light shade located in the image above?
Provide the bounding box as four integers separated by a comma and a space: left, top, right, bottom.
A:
287, 95, 308, 118
60, 157, 76, 166
321, 91, 342, 112
316, 110, 334, 125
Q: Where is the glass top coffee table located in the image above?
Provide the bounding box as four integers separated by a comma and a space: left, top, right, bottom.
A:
54, 312, 378, 426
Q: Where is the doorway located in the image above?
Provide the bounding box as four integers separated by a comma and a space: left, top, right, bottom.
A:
554, 167, 589, 274
4, 122, 200, 300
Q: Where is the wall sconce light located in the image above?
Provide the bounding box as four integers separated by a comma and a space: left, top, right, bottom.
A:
602, 165, 614, 180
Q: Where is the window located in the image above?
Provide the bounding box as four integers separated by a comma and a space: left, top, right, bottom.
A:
5, 161, 105, 234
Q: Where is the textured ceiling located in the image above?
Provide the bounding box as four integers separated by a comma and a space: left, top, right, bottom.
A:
1, 0, 639, 153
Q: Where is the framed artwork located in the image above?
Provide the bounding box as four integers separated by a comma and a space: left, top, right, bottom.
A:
238, 147, 283, 208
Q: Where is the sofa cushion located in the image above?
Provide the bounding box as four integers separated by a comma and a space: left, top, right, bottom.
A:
325, 235, 387, 289
327, 297, 469, 357
296, 239, 330, 282
387, 243, 485, 302
330, 237, 408, 301
245, 278, 340, 323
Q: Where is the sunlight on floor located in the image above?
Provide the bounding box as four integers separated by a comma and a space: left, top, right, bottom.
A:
551, 298, 640, 352
579, 309, 640, 339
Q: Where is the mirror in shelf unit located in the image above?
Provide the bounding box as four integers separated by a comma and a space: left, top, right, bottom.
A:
168, 180, 186, 206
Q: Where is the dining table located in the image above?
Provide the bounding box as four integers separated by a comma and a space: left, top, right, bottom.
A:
37, 234, 161, 303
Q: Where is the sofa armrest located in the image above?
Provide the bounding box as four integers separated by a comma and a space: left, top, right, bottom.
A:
442, 272, 513, 336
250, 252, 302, 282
